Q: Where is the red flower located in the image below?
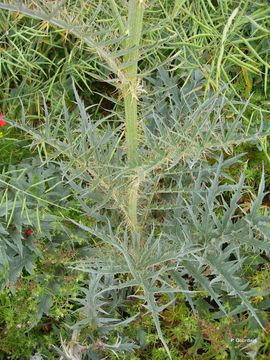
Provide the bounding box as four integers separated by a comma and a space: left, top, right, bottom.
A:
0, 113, 7, 127
25, 229, 33, 236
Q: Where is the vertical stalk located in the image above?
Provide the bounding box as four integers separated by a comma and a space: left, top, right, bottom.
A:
123, 0, 145, 167
122, 0, 145, 230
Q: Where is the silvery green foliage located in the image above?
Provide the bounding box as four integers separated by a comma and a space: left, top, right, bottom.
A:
165, 160, 269, 320
0, 1, 269, 358
71, 159, 269, 357
73, 78, 269, 358
4, 69, 270, 358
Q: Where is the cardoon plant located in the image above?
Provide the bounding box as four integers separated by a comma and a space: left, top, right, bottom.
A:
0, 1, 269, 358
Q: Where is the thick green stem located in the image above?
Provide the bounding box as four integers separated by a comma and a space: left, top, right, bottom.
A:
122, 0, 145, 230
124, 93, 138, 166
123, 0, 145, 167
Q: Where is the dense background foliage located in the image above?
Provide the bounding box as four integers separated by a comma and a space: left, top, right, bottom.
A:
0, 0, 270, 359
